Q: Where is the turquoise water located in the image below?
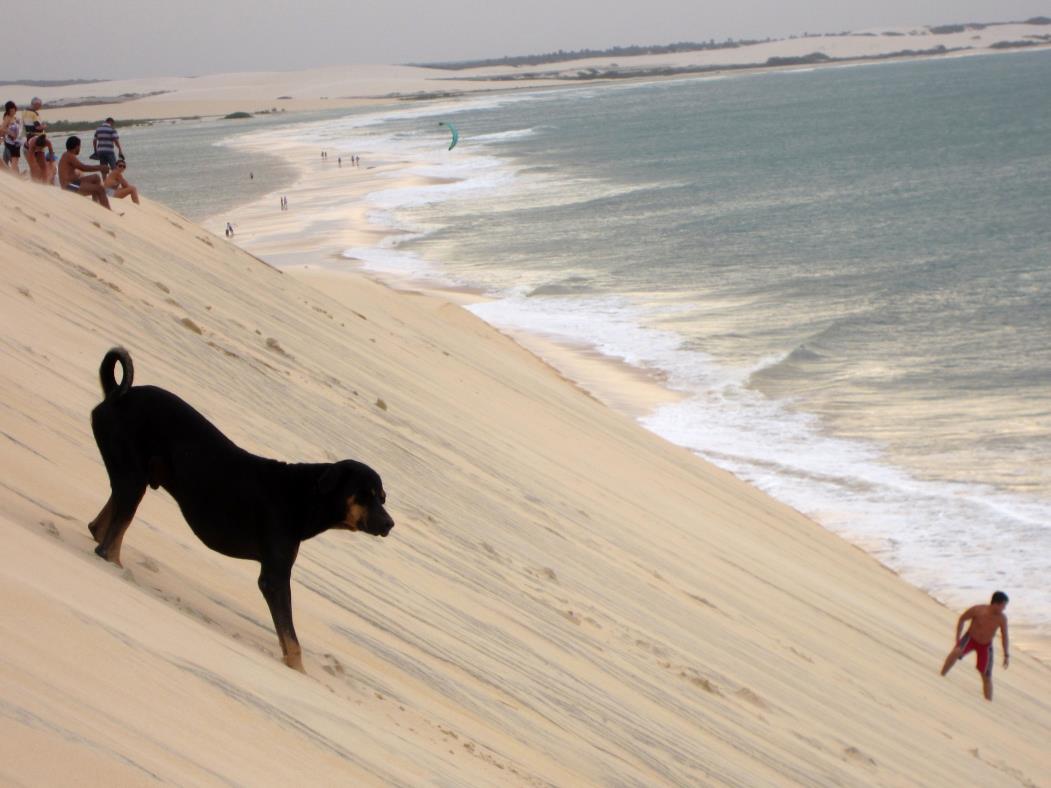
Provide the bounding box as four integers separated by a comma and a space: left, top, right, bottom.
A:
299, 50, 1051, 632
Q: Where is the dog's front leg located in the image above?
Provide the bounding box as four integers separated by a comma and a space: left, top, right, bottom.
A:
258, 562, 304, 673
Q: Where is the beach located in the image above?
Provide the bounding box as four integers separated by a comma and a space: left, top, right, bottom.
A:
210, 48, 1051, 654
2, 141, 1051, 784
3, 29, 1051, 785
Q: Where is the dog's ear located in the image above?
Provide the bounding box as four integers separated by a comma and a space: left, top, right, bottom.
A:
317, 465, 344, 495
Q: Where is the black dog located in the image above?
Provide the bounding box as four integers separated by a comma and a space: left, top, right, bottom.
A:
88, 347, 393, 671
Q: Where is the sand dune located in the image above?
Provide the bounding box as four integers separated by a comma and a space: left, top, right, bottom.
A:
1, 174, 1050, 785
4, 23, 1049, 123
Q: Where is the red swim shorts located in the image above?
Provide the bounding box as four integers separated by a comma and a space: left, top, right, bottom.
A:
957, 633, 993, 678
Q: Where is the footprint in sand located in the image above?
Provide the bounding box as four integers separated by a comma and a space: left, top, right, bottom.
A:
686, 592, 720, 611
265, 338, 290, 357
180, 317, 203, 335
321, 653, 347, 677
843, 746, 877, 768
138, 556, 160, 573
38, 520, 61, 539
207, 341, 239, 359
734, 687, 767, 708
682, 671, 721, 695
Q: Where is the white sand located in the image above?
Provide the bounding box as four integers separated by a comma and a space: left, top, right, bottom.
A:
4, 23, 1048, 123
2, 160, 1051, 785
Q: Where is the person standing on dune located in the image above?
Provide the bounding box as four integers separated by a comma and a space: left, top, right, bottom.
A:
940, 591, 1009, 701
92, 117, 124, 170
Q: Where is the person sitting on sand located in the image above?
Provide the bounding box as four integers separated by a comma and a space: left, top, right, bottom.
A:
59, 135, 111, 209
940, 590, 1009, 701
104, 158, 140, 204
24, 127, 55, 183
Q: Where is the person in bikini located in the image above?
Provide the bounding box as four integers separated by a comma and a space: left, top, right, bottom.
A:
940, 590, 1009, 701
103, 158, 140, 204
59, 135, 111, 209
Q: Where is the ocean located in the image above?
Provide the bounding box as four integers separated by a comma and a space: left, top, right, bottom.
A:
159, 50, 1051, 635
113, 107, 366, 221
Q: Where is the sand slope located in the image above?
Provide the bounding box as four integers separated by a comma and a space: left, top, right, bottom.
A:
1, 175, 1050, 785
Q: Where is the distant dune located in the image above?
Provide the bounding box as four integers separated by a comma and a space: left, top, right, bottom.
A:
3, 21, 1049, 123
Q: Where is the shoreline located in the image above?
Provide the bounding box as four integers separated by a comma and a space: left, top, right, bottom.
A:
208, 97, 1051, 660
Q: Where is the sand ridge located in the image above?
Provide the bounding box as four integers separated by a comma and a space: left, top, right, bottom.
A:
4, 23, 1049, 123
1, 175, 1050, 784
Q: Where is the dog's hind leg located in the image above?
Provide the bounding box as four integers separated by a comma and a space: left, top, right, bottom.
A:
94, 476, 147, 568
88, 496, 115, 543
258, 559, 305, 672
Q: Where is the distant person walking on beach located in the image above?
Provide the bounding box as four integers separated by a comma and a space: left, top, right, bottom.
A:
225, 222, 234, 238
59, 135, 111, 209
338, 156, 341, 167
941, 591, 1009, 701
92, 117, 124, 169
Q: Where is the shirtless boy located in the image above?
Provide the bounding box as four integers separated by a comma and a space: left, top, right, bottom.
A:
59, 136, 111, 209
941, 591, 1009, 701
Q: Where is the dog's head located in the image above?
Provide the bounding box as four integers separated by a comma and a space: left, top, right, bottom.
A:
317, 460, 394, 538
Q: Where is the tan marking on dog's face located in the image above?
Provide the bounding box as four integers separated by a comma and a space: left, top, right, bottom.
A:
342, 496, 367, 531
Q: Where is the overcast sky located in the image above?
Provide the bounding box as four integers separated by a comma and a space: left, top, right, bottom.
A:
9, 1, 1050, 80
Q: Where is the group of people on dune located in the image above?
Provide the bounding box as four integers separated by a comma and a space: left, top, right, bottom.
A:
2, 97, 140, 211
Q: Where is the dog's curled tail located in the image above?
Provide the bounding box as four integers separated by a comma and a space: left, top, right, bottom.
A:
99, 347, 134, 399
